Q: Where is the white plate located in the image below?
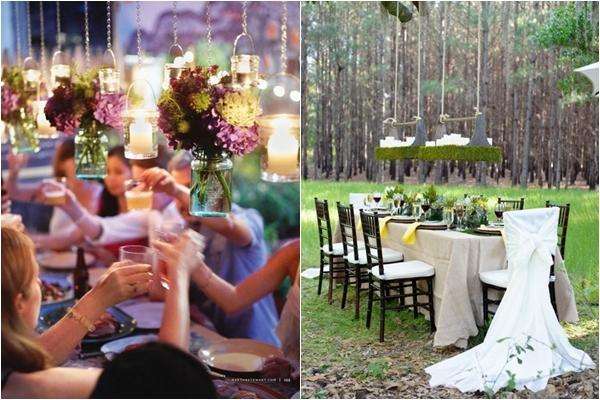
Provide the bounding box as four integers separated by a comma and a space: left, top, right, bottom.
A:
198, 338, 283, 374
40, 273, 74, 305
100, 334, 158, 360
37, 251, 96, 270
118, 302, 164, 329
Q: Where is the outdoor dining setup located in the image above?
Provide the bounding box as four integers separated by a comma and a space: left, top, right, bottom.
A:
1, 1, 300, 398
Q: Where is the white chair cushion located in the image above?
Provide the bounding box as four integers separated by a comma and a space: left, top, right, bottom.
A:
344, 247, 404, 265
322, 241, 364, 256
370, 260, 434, 280
479, 269, 509, 288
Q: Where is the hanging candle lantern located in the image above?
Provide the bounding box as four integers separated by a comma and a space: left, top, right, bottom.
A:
123, 79, 158, 159
22, 57, 41, 94
32, 98, 57, 139
99, 49, 120, 94
50, 50, 70, 89
162, 44, 190, 90
257, 73, 300, 182
231, 34, 260, 89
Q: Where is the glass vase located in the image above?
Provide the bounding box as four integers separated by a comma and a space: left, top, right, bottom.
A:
190, 151, 233, 218
75, 126, 108, 179
8, 119, 40, 154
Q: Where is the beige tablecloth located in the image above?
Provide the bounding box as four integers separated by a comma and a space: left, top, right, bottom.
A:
336, 222, 579, 348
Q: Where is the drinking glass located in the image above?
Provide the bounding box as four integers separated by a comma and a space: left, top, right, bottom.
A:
366, 194, 374, 209
41, 177, 67, 206
119, 245, 156, 267
421, 202, 431, 220
412, 203, 422, 221
443, 208, 454, 230
153, 220, 185, 243
494, 202, 505, 225
373, 192, 382, 208
124, 179, 153, 211
454, 204, 465, 231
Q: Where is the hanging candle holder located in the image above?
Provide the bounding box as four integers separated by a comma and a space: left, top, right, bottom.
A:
32, 97, 58, 139
123, 79, 159, 159
257, 73, 300, 182
22, 56, 41, 95
162, 44, 190, 91
231, 33, 260, 89
98, 49, 120, 94
50, 50, 70, 90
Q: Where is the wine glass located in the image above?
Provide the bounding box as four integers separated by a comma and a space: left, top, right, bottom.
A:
443, 208, 454, 230
366, 193, 374, 209
421, 202, 431, 221
494, 202, 505, 226
373, 192, 382, 208
412, 203, 422, 221
393, 194, 402, 215
454, 203, 465, 231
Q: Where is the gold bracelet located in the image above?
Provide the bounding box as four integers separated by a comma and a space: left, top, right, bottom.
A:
66, 307, 96, 333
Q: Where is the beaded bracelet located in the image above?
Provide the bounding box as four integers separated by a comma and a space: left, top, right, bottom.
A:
66, 307, 96, 333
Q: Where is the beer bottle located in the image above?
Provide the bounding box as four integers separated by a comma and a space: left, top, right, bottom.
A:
73, 247, 90, 299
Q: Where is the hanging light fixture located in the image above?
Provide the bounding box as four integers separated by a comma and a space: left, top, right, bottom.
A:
22, 3, 41, 95
123, 1, 158, 160
257, 2, 299, 182
50, 1, 70, 89
34, 1, 57, 139
162, 1, 191, 90
98, 1, 120, 94
230, 1, 260, 88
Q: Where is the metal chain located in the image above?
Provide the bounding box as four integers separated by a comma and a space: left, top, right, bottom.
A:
280, 2, 287, 73
441, 6, 446, 117
393, 1, 399, 119
172, 1, 178, 45
205, 2, 213, 64
56, 1, 61, 51
136, 0, 143, 67
26, 1, 33, 58
476, 2, 482, 112
241, 1, 248, 35
40, 2, 47, 79
416, 13, 421, 117
106, 1, 112, 50
15, 2, 22, 65
84, 1, 90, 67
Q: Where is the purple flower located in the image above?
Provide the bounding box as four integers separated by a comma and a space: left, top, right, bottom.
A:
93, 93, 125, 130
53, 112, 80, 135
215, 118, 259, 156
1, 86, 19, 120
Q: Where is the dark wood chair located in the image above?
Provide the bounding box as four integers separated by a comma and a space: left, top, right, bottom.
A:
360, 210, 435, 342
337, 202, 403, 319
497, 197, 525, 211
315, 198, 346, 304
545, 201, 570, 258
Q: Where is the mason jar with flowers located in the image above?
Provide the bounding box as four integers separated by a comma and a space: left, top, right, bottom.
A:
158, 66, 260, 217
1, 66, 39, 154
44, 70, 125, 179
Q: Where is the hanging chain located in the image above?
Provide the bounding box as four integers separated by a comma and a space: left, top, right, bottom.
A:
172, 1, 178, 45
84, 1, 91, 67
136, 0, 143, 67
15, 2, 22, 65
241, 1, 248, 35
416, 13, 421, 118
40, 2, 47, 75
280, 2, 288, 73
106, 1, 112, 50
392, 1, 399, 120
476, 3, 482, 113
56, 1, 61, 51
205, 2, 213, 64
440, 6, 446, 118
26, 1, 33, 58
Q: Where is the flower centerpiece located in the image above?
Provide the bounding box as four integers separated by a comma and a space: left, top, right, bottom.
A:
383, 184, 404, 210
401, 191, 419, 216
422, 185, 444, 220
157, 66, 260, 217
44, 70, 125, 178
463, 194, 489, 228
1, 66, 39, 153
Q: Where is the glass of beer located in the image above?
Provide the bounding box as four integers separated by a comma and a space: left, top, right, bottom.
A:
42, 177, 67, 206
124, 179, 153, 211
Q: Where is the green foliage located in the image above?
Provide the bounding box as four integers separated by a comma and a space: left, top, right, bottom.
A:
380, 2, 413, 23
422, 184, 437, 204
375, 145, 503, 163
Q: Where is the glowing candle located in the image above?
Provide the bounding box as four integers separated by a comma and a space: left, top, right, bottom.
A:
128, 117, 154, 155
99, 68, 120, 94
50, 64, 70, 89
266, 118, 299, 176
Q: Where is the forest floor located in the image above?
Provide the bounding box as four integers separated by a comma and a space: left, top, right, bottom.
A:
300, 181, 598, 399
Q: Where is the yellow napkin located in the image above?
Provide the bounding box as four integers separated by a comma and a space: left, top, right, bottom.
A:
379, 216, 395, 238
401, 222, 422, 245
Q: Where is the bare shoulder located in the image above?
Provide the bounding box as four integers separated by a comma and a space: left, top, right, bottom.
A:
4, 367, 101, 398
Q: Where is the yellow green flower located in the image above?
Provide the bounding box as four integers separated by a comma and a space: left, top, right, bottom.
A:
190, 92, 211, 113
177, 120, 190, 134
215, 90, 260, 128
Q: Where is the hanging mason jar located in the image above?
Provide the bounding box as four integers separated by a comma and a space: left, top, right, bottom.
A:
50, 50, 71, 90
22, 57, 41, 95
231, 33, 260, 89
75, 123, 109, 179
32, 99, 58, 139
189, 150, 233, 218
123, 79, 159, 159
9, 112, 40, 154
98, 49, 120, 95
162, 44, 190, 91
257, 73, 300, 182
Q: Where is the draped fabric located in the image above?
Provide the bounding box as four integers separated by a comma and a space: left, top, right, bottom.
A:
425, 208, 595, 393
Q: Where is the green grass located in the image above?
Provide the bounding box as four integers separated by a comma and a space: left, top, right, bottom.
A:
301, 180, 598, 398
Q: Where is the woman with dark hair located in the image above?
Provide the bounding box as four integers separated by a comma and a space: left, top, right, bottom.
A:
90, 342, 216, 398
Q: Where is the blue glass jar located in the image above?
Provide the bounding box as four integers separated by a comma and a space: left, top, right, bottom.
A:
189, 151, 233, 218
